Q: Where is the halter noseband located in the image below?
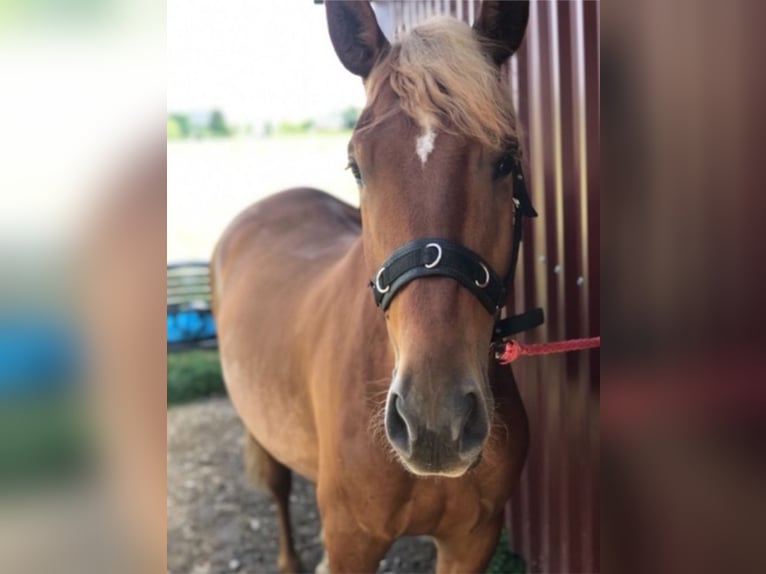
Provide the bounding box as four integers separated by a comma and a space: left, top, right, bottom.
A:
372, 238, 505, 314
369, 160, 544, 343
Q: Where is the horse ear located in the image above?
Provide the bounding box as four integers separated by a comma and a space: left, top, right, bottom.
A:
326, 1, 389, 77
473, 0, 529, 65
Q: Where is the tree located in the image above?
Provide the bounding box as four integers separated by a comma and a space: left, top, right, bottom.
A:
167, 117, 183, 140
168, 113, 191, 138
209, 109, 230, 137
341, 106, 360, 130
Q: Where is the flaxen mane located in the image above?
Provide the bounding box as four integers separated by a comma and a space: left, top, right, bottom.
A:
365, 16, 519, 150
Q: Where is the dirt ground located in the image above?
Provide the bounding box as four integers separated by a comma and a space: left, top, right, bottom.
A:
167, 397, 436, 574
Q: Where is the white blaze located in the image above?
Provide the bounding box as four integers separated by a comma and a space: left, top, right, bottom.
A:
415, 128, 437, 164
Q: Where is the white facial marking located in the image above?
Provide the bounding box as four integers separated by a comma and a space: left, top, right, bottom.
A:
415, 128, 437, 164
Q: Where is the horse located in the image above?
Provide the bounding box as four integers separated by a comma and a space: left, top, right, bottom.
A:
211, 2, 531, 572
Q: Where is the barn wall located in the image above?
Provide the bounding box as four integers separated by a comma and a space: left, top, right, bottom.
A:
377, 1, 600, 572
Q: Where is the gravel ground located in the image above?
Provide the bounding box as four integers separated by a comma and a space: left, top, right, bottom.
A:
167, 397, 436, 574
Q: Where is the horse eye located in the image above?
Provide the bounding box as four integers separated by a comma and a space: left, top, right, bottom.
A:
346, 159, 363, 185
493, 154, 515, 180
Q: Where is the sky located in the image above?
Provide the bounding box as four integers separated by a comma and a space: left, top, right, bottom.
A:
167, 0, 368, 124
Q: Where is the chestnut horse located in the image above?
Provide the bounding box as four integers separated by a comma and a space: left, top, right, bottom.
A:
212, 2, 531, 572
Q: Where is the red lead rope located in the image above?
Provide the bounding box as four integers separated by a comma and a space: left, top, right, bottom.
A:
495, 336, 601, 364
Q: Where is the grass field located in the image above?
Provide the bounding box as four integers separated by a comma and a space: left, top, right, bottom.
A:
167, 349, 225, 405
168, 133, 359, 262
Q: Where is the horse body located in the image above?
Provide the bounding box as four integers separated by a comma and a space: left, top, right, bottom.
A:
212, 2, 533, 571
213, 188, 361, 481
213, 188, 528, 570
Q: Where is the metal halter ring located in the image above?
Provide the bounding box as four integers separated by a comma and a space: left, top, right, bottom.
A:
424, 243, 443, 269
475, 263, 490, 288
375, 266, 390, 293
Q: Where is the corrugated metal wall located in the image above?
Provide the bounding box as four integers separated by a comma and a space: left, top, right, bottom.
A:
378, 2, 600, 572
507, 2, 600, 572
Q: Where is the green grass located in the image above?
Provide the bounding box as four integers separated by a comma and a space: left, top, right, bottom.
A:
486, 529, 526, 574
167, 348, 226, 405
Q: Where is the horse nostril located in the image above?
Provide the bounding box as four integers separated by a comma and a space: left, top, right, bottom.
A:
385, 393, 411, 454
460, 392, 488, 455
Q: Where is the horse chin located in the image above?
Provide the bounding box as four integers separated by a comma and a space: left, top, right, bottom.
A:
395, 452, 481, 479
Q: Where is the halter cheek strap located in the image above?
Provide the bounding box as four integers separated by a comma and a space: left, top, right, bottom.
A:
369, 160, 545, 343
493, 165, 544, 341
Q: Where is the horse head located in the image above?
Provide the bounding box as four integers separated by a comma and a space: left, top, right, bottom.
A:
327, 0, 529, 477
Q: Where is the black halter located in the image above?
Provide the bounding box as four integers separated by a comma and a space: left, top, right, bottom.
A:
369, 160, 544, 343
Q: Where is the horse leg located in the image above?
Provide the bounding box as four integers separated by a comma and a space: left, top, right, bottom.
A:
318, 515, 390, 573
434, 515, 504, 574
244, 431, 303, 574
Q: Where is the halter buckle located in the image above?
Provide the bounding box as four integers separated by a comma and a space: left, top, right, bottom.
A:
375, 266, 390, 293
475, 263, 490, 288
424, 242, 442, 268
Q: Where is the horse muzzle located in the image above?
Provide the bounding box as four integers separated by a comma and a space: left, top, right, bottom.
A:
384, 376, 490, 477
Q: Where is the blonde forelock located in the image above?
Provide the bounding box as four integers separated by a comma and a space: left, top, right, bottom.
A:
364, 16, 518, 151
